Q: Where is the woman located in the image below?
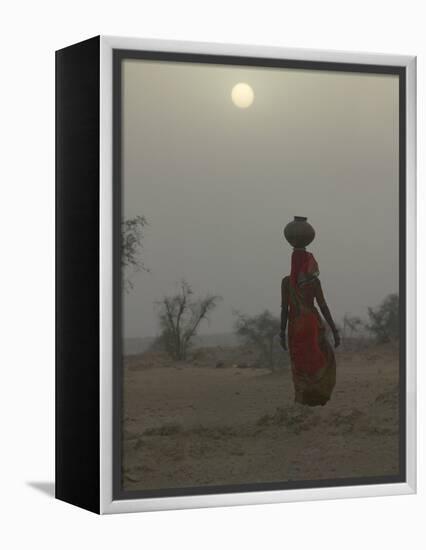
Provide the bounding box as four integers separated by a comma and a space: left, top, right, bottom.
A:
280, 217, 340, 406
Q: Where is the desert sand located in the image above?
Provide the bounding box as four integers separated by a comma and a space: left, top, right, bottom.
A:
122, 343, 400, 491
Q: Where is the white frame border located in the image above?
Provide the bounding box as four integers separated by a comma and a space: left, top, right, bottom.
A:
99, 36, 416, 514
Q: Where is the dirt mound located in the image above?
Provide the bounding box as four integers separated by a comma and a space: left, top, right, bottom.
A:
257, 405, 320, 434
328, 408, 366, 434
366, 384, 399, 436
143, 423, 183, 436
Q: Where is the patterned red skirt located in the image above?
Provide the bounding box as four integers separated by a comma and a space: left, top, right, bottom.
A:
288, 307, 336, 406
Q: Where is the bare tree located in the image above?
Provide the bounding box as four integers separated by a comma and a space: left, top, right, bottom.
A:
121, 215, 148, 291
341, 314, 363, 348
156, 281, 221, 360
234, 310, 281, 369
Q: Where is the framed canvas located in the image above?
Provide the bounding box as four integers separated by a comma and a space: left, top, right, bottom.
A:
55, 36, 417, 514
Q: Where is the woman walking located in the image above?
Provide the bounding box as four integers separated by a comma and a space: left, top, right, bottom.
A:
280, 216, 340, 406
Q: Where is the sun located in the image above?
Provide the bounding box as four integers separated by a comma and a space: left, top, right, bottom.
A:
231, 83, 254, 109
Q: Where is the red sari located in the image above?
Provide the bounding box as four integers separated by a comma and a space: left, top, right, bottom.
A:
282, 250, 336, 406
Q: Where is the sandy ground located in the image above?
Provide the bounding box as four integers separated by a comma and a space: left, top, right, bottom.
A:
122, 343, 400, 491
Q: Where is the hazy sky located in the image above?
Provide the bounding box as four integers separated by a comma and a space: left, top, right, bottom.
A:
121, 59, 399, 339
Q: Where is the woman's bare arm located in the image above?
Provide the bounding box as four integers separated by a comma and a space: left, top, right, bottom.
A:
280, 277, 289, 350
315, 279, 340, 348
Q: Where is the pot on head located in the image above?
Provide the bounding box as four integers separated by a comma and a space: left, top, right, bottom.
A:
284, 216, 315, 248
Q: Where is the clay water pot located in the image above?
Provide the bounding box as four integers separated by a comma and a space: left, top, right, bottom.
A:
284, 216, 315, 248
